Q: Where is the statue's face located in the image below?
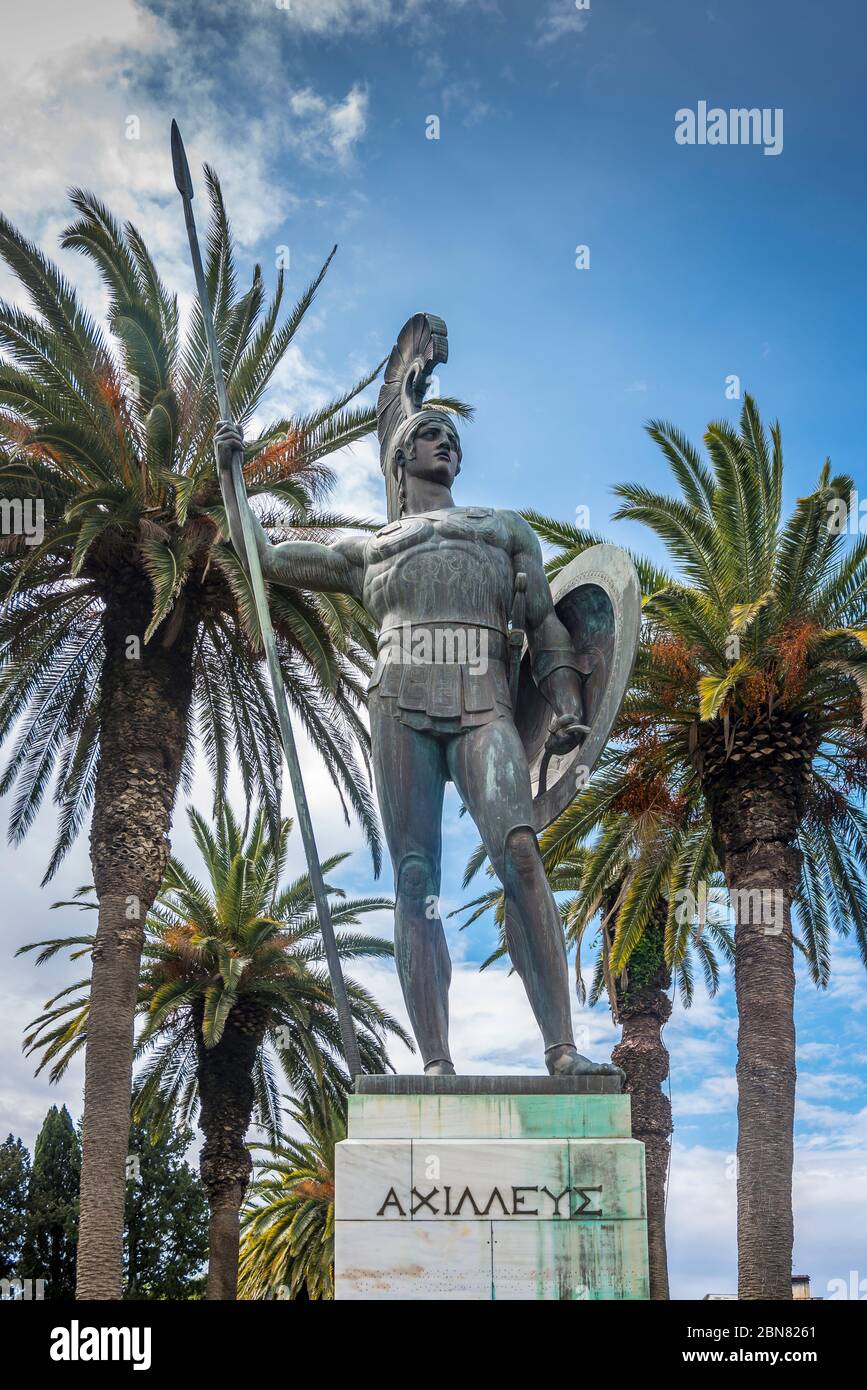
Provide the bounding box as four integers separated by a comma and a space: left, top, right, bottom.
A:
403, 421, 461, 487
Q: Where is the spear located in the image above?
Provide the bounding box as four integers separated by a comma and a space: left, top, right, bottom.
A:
170, 120, 363, 1079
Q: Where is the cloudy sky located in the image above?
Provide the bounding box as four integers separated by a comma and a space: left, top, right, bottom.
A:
1, 0, 866, 1300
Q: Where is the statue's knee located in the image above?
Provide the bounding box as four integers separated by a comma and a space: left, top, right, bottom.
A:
397, 853, 438, 905
504, 826, 541, 881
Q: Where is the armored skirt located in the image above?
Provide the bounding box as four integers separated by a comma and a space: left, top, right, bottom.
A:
367, 622, 513, 735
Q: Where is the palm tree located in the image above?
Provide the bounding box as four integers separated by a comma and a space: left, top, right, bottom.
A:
539, 751, 730, 1302
602, 893, 675, 1301
239, 1092, 343, 1301
21, 803, 411, 1298
459, 747, 732, 1301
526, 395, 867, 1297
0, 179, 386, 1296
465, 715, 866, 1299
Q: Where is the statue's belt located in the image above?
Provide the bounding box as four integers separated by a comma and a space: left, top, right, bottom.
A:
376, 622, 508, 664
369, 624, 512, 721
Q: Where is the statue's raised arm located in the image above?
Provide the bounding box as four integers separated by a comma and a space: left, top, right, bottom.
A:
214, 420, 364, 600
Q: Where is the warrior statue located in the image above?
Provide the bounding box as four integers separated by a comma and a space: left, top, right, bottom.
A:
216, 313, 638, 1078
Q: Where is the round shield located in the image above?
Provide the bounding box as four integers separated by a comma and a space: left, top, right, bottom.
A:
513, 543, 641, 833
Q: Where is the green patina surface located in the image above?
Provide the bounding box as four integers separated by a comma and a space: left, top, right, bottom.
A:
568, 1139, 647, 1221
337, 1092, 649, 1299
491, 1219, 650, 1301
348, 1091, 632, 1140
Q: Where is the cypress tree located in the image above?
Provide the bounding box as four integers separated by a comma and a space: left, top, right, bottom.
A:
21, 1105, 80, 1298
0, 1134, 31, 1278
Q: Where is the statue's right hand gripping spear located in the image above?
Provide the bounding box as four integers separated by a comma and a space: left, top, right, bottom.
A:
170, 120, 363, 1080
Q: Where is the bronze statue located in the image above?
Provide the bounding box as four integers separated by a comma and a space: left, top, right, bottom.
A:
216, 314, 637, 1078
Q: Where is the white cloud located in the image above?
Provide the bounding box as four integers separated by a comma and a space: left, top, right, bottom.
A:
0, 1, 163, 225
275, 0, 405, 34
666, 1143, 737, 1298
289, 84, 369, 166
0, 0, 369, 276
798, 1040, 841, 1063
796, 1070, 865, 1102
350, 954, 620, 1077
675, 1072, 738, 1117
278, 0, 497, 36
533, 1, 590, 49
10, 0, 152, 61
0, 0, 379, 569
328, 436, 387, 519
667, 1137, 867, 1299
796, 1097, 867, 1149
824, 951, 867, 1012
0, 963, 86, 1148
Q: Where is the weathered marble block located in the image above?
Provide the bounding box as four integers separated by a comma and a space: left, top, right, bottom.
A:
347, 1092, 631, 1141
334, 1077, 649, 1301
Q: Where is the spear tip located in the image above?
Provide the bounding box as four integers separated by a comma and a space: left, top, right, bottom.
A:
170, 119, 194, 200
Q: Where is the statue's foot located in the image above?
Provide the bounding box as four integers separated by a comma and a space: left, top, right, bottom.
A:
545, 1043, 624, 1081
424, 1058, 456, 1077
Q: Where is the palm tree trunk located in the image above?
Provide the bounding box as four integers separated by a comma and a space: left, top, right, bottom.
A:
720, 811, 799, 1300
701, 718, 810, 1300
609, 914, 672, 1300
733, 876, 797, 1300
195, 1000, 264, 1300
208, 1184, 248, 1299
76, 590, 194, 1299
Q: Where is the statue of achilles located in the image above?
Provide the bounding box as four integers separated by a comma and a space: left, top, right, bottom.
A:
216, 313, 621, 1079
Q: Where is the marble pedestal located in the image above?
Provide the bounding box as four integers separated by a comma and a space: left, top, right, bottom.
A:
334, 1075, 649, 1301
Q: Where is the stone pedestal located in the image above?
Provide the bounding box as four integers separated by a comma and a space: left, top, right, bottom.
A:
334, 1075, 649, 1301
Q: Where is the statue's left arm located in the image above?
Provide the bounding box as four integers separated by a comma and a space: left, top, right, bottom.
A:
509, 513, 588, 751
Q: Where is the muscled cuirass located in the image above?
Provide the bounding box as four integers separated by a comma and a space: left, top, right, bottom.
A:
362, 507, 514, 630
363, 507, 516, 732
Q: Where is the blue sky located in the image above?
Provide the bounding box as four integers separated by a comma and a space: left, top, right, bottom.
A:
1, 0, 866, 1300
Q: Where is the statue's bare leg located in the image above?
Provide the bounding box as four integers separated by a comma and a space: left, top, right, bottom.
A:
370, 700, 454, 1074
447, 717, 621, 1077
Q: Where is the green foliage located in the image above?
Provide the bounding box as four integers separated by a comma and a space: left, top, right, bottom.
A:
457, 746, 730, 1009
522, 397, 867, 982
616, 920, 667, 1007
21, 802, 412, 1136
0, 1133, 31, 1278
239, 1093, 344, 1301
0, 181, 386, 880
612, 399, 867, 741
123, 1119, 208, 1300
20, 1104, 79, 1298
